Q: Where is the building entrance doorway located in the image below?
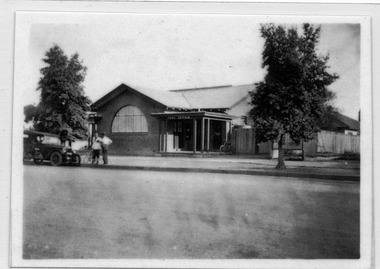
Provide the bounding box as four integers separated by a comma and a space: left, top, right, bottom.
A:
170, 119, 198, 152
154, 112, 233, 153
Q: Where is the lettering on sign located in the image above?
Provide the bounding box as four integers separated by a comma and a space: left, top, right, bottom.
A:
167, 116, 191, 120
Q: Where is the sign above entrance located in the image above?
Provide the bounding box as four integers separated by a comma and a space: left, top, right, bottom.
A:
151, 111, 235, 121
168, 116, 191, 120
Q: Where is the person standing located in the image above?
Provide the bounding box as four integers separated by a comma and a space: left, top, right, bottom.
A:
101, 132, 112, 164
91, 132, 103, 165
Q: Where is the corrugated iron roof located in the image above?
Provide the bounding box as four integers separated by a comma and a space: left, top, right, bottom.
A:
132, 85, 192, 109
172, 84, 254, 109
92, 83, 255, 111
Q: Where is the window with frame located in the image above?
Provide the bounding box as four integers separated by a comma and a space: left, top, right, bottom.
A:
112, 106, 148, 133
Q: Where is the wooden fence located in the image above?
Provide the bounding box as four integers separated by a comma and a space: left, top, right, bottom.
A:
231, 127, 256, 154
317, 130, 360, 154
231, 127, 360, 155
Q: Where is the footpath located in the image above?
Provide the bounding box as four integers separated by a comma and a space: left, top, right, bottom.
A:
86, 155, 360, 182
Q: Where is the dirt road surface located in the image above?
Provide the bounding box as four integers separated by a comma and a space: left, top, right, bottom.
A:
23, 166, 359, 259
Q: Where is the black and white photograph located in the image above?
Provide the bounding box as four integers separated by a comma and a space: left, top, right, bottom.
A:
5, 2, 376, 269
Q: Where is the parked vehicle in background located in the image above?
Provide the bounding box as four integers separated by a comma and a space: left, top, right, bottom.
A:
284, 148, 305, 161
23, 130, 81, 166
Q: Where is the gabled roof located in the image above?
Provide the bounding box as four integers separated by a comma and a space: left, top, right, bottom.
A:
322, 112, 360, 132
171, 84, 254, 110
91, 83, 191, 110
91, 83, 255, 111
135, 85, 192, 109
334, 112, 360, 131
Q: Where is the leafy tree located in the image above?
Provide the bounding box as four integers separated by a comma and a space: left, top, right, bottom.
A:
33, 45, 91, 139
250, 23, 338, 169
24, 104, 39, 123
319, 105, 340, 131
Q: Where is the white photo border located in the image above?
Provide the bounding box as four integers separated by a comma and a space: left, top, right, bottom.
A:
1, 1, 377, 269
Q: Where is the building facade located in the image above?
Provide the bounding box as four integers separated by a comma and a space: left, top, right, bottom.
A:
91, 83, 254, 156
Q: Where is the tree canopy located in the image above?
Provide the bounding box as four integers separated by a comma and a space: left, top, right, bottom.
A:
24, 104, 38, 123
25, 45, 91, 140
250, 23, 339, 169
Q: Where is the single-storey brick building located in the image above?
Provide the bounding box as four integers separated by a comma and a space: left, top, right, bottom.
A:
91, 83, 254, 156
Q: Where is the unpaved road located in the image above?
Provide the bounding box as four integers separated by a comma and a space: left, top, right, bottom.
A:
23, 165, 359, 259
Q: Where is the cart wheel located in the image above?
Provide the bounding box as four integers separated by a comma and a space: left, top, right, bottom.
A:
50, 152, 63, 166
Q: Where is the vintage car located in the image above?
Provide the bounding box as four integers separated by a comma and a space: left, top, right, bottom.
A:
272, 138, 305, 161
284, 148, 305, 161
23, 130, 81, 166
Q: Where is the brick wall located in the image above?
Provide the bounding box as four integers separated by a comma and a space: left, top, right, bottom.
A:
95, 89, 165, 156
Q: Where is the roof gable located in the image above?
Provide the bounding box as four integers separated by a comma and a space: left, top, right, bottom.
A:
91, 84, 127, 110
91, 83, 176, 110
91, 83, 255, 111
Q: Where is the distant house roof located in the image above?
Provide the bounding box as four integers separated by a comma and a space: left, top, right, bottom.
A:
323, 112, 360, 132
91, 83, 254, 111
334, 112, 360, 131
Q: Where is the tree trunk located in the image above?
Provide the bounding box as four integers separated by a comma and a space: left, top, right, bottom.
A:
275, 135, 286, 170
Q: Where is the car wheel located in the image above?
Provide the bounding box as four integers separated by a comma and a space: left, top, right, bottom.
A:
50, 152, 63, 166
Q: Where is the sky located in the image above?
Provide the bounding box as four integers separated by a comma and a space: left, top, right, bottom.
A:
16, 13, 361, 120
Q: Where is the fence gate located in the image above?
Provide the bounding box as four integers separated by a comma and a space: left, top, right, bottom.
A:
231, 127, 256, 154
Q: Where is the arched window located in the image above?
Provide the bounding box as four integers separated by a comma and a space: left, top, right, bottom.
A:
112, 106, 148, 133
